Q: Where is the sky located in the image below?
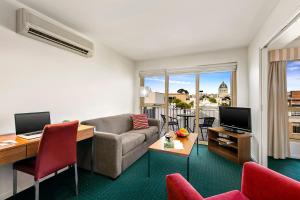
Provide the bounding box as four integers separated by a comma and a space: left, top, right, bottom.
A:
287, 61, 300, 92
144, 72, 231, 94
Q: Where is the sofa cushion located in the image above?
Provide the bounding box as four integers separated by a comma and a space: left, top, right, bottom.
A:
121, 133, 145, 155
126, 126, 158, 140
206, 190, 249, 200
81, 114, 133, 134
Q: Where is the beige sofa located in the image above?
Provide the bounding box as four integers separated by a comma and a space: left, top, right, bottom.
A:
78, 114, 160, 179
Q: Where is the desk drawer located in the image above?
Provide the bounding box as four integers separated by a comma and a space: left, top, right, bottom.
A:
27, 142, 39, 157
0, 146, 27, 165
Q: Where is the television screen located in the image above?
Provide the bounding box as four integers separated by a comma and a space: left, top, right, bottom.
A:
14, 112, 51, 134
219, 107, 251, 133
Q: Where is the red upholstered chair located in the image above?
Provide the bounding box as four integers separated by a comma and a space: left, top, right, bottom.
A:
166, 162, 300, 200
13, 121, 79, 200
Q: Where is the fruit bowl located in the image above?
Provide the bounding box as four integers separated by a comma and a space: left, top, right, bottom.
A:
175, 128, 190, 138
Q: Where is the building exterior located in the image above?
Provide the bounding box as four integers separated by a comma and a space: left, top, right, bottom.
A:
144, 92, 165, 105
218, 81, 228, 98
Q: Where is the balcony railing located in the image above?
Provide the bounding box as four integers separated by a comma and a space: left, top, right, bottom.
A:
142, 105, 219, 133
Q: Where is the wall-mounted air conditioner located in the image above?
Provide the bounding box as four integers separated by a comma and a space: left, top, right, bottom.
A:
16, 8, 94, 57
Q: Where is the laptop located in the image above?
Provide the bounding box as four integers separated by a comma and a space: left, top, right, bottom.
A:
15, 112, 51, 139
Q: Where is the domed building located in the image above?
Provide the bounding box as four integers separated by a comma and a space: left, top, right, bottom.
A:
218, 81, 228, 98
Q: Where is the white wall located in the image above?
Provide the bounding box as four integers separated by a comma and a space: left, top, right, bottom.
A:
0, 1, 135, 199
134, 47, 249, 112
248, 0, 300, 163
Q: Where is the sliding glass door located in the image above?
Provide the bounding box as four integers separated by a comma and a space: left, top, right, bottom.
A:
168, 74, 196, 132
141, 74, 165, 125
198, 71, 234, 140
139, 66, 237, 138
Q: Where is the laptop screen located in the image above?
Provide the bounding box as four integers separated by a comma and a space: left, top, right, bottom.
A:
14, 112, 51, 134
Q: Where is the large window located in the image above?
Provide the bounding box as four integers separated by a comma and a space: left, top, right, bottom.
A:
141, 75, 165, 120
287, 61, 300, 139
144, 75, 165, 106
200, 72, 232, 107
139, 66, 237, 138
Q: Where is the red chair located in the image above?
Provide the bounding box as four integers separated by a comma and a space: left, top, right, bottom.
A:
166, 162, 300, 200
13, 121, 79, 200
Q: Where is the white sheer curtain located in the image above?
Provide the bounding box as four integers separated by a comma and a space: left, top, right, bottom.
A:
268, 61, 290, 159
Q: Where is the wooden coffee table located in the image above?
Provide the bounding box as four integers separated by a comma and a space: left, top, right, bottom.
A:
148, 132, 198, 181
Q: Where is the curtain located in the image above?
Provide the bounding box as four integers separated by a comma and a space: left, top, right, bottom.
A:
268, 61, 290, 159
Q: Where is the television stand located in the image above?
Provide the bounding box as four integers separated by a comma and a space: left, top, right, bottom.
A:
208, 127, 251, 164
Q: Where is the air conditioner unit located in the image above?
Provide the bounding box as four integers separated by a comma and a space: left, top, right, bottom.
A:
16, 8, 94, 57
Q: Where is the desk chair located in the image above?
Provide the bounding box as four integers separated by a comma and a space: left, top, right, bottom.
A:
161, 114, 179, 132
13, 121, 79, 200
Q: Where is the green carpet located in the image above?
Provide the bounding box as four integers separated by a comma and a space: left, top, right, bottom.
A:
11, 145, 243, 200
268, 157, 300, 182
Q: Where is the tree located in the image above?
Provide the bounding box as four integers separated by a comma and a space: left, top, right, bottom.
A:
177, 88, 189, 94
176, 102, 192, 109
208, 97, 217, 103
170, 98, 181, 104
189, 101, 194, 107
169, 97, 191, 109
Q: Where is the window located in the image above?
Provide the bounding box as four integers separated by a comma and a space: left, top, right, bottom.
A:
200, 72, 232, 107
287, 61, 300, 139
139, 66, 237, 136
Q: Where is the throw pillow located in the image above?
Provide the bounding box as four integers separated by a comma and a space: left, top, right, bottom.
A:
131, 114, 149, 130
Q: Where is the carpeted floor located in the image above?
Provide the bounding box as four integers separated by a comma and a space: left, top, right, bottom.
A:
11, 145, 242, 200
10, 146, 300, 200
268, 157, 300, 182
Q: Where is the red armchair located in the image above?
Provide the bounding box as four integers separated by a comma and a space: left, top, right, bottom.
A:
166, 162, 300, 200
13, 121, 79, 200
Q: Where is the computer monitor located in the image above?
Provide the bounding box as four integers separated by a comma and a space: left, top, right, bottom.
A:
14, 112, 51, 134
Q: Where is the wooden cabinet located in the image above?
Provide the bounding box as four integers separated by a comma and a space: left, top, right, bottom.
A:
208, 127, 251, 164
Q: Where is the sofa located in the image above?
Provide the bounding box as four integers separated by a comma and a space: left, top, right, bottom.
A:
166, 162, 300, 200
78, 114, 160, 179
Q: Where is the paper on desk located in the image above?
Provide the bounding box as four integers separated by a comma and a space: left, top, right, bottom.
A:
173, 140, 184, 149
3, 140, 17, 144
0, 140, 17, 146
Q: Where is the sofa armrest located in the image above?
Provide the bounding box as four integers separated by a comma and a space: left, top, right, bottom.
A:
93, 131, 122, 179
166, 173, 204, 200
241, 162, 300, 200
148, 118, 160, 131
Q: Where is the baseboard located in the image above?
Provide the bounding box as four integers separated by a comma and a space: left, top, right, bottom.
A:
289, 153, 300, 159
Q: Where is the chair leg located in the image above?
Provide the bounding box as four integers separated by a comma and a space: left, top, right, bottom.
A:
161, 123, 165, 133
200, 127, 204, 141
74, 163, 79, 196
13, 169, 17, 195
35, 181, 39, 200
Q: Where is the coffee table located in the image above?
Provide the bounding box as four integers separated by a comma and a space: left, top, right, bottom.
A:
147, 132, 198, 181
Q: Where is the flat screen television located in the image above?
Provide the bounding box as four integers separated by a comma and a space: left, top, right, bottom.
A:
219, 106, 252, 133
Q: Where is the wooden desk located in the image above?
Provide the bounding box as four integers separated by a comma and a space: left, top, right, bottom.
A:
0, 125, 94, 165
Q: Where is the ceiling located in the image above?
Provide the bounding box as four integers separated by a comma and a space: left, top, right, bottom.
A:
18, 0, 279, 61
287, 37, 300, 48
